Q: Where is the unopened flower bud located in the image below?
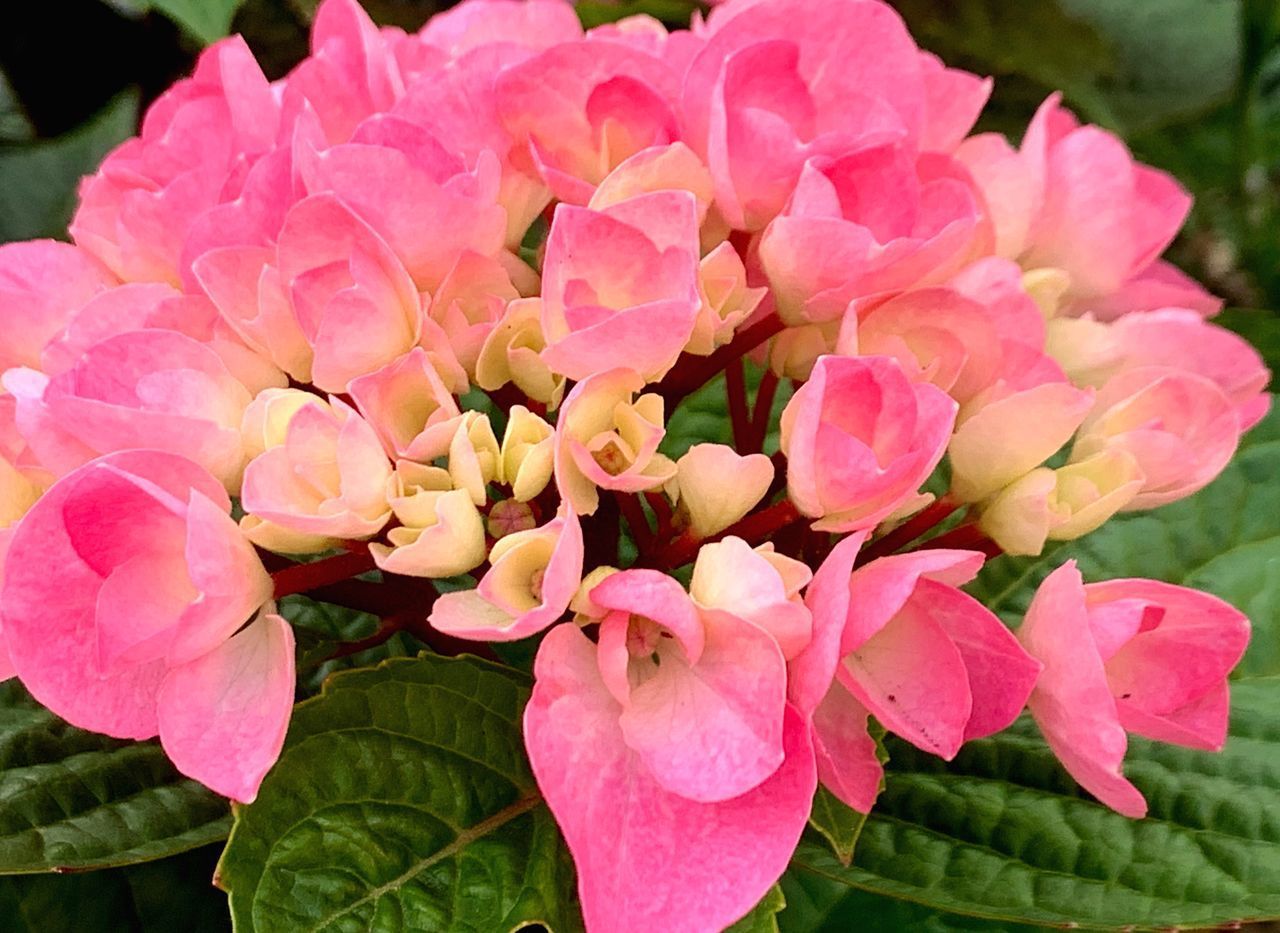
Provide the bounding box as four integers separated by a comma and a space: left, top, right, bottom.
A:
674, 444, 773, 538
370, 461, 486, 578
500, 406, 555, 502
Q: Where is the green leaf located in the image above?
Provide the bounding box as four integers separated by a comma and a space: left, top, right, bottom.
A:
807, 788, 868, 869
790, 677, 1280, 929
0, 70, 35, 143
969, 398, 1280, 678
664, 374, 734, 458
0, 681, 229, 874
0, 90, 138, 241
890, 0, 1119, 129
142, 0, 248, 45
777, 868, 1042, 932
219, 653, 582, 932
575, 0, 701, 30
726, 884, 786, 933
1058, 0, 1240, 131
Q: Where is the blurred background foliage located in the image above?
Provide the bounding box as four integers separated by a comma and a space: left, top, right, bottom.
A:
5, 0, 1280, 370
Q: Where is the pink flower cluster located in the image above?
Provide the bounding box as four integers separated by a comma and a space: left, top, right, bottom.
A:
0, 0, 1266, 928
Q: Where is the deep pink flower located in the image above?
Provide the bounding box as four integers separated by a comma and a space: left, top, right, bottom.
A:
0, 240, 116, 372
497, 38, 681, 204
780, 354, 956, 531
957, 94, 1219, 317
759, 146, 985, 325
1017, 562, 1249, 817
541, 191, 703, 381
71, 37, 280, 285
524, 619, 814, 931
682, 0, 970, 230
0, 451, 289, 801
4, 329, 254, 490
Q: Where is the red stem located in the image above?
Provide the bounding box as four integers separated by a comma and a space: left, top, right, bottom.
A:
855, 497, 962, 566
725, 359, 751, 448
272, 548, 378, 600
645, 491, 674, 539
657, 314, 786, 409
613, 491, 654, 557
661, 497, 803, 569
748, 369, 780, 454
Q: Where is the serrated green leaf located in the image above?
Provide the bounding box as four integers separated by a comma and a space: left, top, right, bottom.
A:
219, 653, 582, 932
790, 677, 1280, 929
0, 681, 229, 874
969, 399, 1280, 677
0, 90, 138, 241
726, 884, 786, 933
777, 867, 1042, 932
143, 0, 248, 45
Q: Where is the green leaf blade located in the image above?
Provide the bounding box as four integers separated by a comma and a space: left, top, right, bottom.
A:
0, 683, 229, 874
145, 0, 248, 45
794, 680, 1280, 928
219, 654, 581, 933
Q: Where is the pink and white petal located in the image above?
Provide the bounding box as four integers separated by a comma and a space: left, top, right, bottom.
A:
525, 624, 816, 933
157, 612, 295, 803
619, 608, 787, 802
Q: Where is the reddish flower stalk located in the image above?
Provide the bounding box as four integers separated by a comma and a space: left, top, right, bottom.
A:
726, 359, 751, 448
914, 521, 1002, 558
644, 491, 674, 539
747, 370, 780, 454
855, 497, 962, 566
656, 313, 786, 409
661, 497, 803, 569
614, 491, 655, 557
272, 548, 379, 600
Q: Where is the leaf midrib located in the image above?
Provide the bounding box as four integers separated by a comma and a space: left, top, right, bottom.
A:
301, 794, 542, 933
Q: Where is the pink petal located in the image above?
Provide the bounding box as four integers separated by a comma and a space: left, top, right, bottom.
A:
812, 680, 883, 814
616, 607, 787, 803
788, 530, 868, 717
525, 624, 816, 933
158, 612, 295, 802
919, 579, 1041, 740
0, 452, 227, 739
838, 590, 972, 760
1018, 563, 1147, 818
842, 549, 985, 653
